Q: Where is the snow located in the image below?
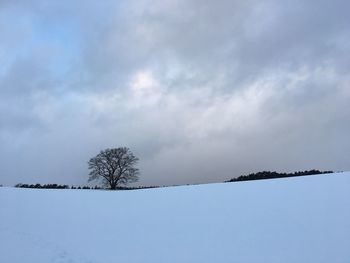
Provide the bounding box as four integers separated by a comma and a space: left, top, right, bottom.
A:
1, 172, 349, 263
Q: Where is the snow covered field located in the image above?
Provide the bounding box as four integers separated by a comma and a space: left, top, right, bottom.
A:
1, 172, 349, 263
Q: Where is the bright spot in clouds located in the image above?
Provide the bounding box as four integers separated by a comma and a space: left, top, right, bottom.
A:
0, 0, 349, 186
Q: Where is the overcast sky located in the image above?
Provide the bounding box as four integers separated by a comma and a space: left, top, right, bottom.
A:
0, 0, 349, 186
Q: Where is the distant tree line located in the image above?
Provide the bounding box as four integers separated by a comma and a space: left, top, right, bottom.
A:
113, 185, 159, 190
11, 170, 335, 190
15, 183, 70, 189
14, 183, 159, 190
227, 170, 334, 182
70, 185, 103, 190
71, 185, 159, 190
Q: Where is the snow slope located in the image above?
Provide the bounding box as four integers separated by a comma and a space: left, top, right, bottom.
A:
0, 172, 349, 263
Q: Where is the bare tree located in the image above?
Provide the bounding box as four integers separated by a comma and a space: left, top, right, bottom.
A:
88, 147, 139, 189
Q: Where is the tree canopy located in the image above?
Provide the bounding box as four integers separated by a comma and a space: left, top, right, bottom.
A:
88, 147, 139, 189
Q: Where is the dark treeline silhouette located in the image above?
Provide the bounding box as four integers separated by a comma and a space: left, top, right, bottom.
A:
14, 183, 159, 190
227, 170, 334, 182
12, 169, 335, 190
70, 185, 159, 190
15, 183, 70, 189
70, 185, 104, 190
114, 186, 159, 190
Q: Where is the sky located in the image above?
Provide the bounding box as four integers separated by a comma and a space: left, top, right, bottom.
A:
0, 0, 349, 187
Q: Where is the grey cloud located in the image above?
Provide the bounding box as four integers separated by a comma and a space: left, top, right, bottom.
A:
1, 58, 51, 95
0, 0, 349, 186
76, 0, 350, 98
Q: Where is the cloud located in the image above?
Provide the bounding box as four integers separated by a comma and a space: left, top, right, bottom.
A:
0, 0, 349, 186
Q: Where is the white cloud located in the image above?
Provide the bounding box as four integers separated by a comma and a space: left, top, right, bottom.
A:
0, 0, 349, 186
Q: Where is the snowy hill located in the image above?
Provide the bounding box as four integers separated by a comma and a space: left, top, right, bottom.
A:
1, 172, 349, 263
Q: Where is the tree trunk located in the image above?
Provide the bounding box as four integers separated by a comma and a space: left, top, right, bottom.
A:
110, 182, 117, 190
